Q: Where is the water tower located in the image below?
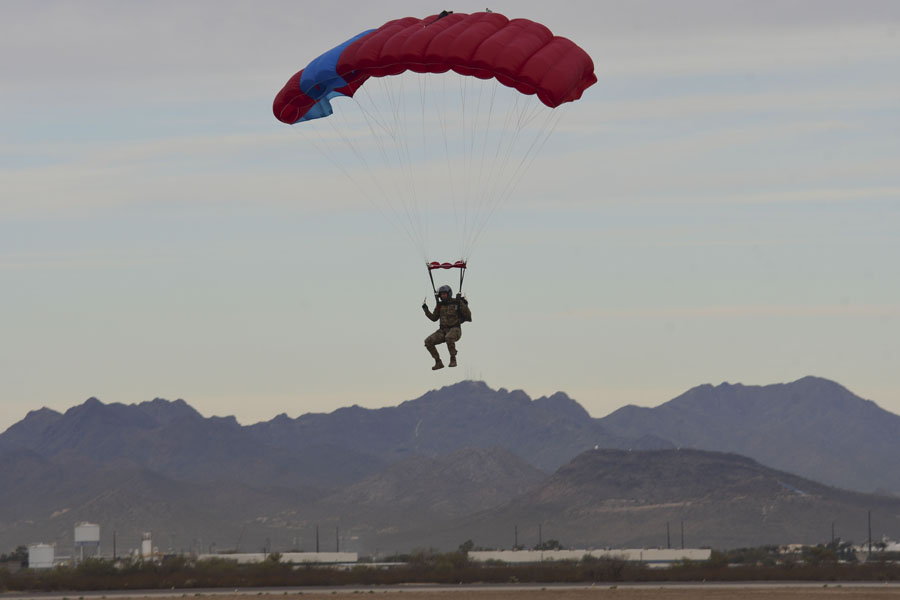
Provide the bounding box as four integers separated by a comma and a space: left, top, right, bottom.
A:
141, 532, 153, 558
74, 522, 100, 562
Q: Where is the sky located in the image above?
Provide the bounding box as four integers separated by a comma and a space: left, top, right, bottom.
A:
2, 0, 899, 432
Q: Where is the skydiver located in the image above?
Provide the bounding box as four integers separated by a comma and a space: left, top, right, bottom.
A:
422, 284, 472, 370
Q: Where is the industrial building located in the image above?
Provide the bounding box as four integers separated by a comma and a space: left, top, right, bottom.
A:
196, 552, 358, 564
469, 548, 712, 567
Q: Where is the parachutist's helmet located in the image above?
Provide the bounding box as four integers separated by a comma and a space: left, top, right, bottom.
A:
438, 285, 452, 298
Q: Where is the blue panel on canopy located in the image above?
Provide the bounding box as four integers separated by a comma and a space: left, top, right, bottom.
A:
296, 29, 375, 123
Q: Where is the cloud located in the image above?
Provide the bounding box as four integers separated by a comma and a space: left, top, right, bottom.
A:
563, 304, 900, 320
590, 24, 900, 79
4, 1, 897, 109
0, 130, 323, 215
587, 84, 900, 123
0, 250, 171, 271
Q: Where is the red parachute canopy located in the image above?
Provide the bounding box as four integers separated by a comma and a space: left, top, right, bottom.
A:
274, 11, 596, 125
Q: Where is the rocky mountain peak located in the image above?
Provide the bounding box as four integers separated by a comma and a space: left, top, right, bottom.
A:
534, 391, 591, 421
138, 397, 203, 425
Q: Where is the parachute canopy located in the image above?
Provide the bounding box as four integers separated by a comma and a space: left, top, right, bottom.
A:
273, 11, 597, 125
272, 11, 596, 277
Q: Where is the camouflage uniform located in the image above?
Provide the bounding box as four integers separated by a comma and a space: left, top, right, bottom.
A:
423, 298, 472, 363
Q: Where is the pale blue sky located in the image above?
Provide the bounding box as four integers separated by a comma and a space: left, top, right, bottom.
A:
2, 1, 899, 432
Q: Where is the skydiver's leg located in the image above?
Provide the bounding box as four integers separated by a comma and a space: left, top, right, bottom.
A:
424, 330, 445, 370
445, 327, 461, 367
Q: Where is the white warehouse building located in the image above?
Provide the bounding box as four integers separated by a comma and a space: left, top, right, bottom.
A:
469, 548, 712, 567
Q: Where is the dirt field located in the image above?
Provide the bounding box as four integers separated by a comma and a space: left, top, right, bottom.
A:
149, 587, 900, 600
5, 587, 900, 600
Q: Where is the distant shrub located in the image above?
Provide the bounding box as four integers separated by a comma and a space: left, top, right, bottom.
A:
1, 548, 898, 591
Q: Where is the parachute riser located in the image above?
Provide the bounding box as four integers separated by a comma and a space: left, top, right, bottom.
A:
427, 267, 438, 302
426, 260, 467, 301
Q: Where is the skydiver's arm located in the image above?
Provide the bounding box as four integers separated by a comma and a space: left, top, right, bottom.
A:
423, 303, 440, 321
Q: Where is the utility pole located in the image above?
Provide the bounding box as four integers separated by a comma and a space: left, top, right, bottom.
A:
316, 525, 320, 553
666, 522, 671, 549
336, 526, 339, 552
868, 510, 872, 557
680, 520, 684, 549
514, 525, 518, 549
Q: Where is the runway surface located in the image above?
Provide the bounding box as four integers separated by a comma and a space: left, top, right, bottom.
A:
4, 583, 900, 600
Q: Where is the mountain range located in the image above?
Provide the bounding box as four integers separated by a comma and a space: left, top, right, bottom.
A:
600, 376, 900, 496
2, 376, 899, 555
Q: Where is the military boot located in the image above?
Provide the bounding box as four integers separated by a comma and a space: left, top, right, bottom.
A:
427, 346, 444, 370
446, 342, 457, 368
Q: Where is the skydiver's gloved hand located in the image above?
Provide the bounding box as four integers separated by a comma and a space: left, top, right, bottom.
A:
456, 293, 467, 304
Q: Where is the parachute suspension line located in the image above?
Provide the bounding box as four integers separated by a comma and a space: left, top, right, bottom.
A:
380, 76, 422, 253
434, 73, 460, 257
288, 117, 424, 256
486, 99, 560, 240
462, 89, 530, 257
464, 74, 489, 261
499, 104, 567, 212
329, 111, 426, 256
351, 87, 409, 211
354, 80, 429, 259
390, 75, 427, 258
462, 74, 478, 256
458, 74, 471, 261
294, 73, 570, 268
467, 104, 568, 254
463, 80, 513, 258
514, 96, 548, 130
427, 264, 438, 299
442, 77, 459, 248
470, 108, 563, 254
455, 74, 492, 262
417, 73, 430, 254
472, 80, 500, 226
458, 262, 466, 295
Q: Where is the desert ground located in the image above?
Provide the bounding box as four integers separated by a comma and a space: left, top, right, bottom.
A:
14, 586, 894, 600
213, 588, 899, 600
277, 588, 896, 600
